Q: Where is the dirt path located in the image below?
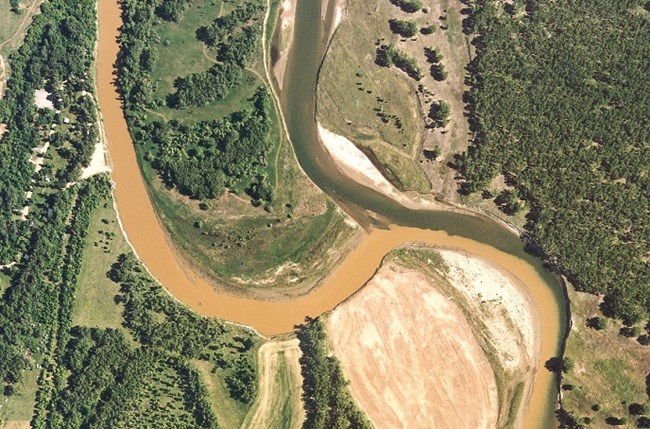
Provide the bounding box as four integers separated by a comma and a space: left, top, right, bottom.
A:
241, 339, 304, 429
0, 0, 42, 50
327, 262, 500, 429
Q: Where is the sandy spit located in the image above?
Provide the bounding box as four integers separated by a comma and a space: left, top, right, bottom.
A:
317, 123, 447, 211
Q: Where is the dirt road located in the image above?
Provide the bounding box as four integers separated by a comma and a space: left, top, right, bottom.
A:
241, 339, 304, 429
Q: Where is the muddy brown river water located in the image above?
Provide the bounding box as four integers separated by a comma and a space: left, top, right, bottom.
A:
97, 0, 563, 427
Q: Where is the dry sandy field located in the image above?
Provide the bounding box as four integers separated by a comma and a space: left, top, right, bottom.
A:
327, 262, 499, 429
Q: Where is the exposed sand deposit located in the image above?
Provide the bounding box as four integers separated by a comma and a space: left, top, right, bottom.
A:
80, 138, 110, 179
242, 339, 304, 429
272, 0, 296, 90
34, 88, 54, 110
439, 250, 539, 370
327, 262, 500, 429
317, 123, 444, 211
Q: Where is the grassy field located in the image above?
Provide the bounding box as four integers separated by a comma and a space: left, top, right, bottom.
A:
146, 0, 265, 123
561, 287, 650, 427
71, 196, 130, 329
141, 156, 356, 294
0, 0, 41, 53
193, 359, 252, 429
241, 339, 303, 429
0, 367, 38, 427
0, 270, 10, 293
317, 0, 472, 195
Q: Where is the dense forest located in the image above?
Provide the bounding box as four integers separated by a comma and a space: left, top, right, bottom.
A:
0, 0, 260, 426
43, 252, 258, 428
298, 318, 372, 429
117, 0, 275, 205
457, 0, 650, 324
0, 0, 97, 265
0, 0, 99, 398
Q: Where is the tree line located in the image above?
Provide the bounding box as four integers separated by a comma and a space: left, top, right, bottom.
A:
298, 318, 373, 429
456, 0, 650, 324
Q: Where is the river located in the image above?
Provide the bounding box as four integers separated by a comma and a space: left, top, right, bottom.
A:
96, 0, 564, 427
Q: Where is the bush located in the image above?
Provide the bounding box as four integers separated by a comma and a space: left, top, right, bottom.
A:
629, 403, 649, 416
587, 316, 608, 330
428, 100, 451, 127
420, 24, 436, 34
389, 19, 418, 37
388, 0, 422, 13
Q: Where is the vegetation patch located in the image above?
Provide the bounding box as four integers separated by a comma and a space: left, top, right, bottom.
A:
559, 286, 650, 428
317, 0, 471, 195
297, 318, 372, 429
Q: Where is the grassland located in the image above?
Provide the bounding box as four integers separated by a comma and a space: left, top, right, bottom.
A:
0, 0, 41, 53
194, 359, 250, 429
0, 367, 38, 427
317, 0, 472, 196
561, 286, 650, 427
133, 0, 357, 295
71, 197, 129, 329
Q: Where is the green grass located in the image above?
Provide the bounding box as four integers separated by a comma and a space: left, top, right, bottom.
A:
150, 0, 223, 97
266, 351, 299, 428
144, 168, 352, 288
0, 270, 10, 294
506, 382, 525, 428
71, 197, 129, 329
0, 0, 40, 56
147, 0, 268, 123
562, 287, 650, 426
194, 360, 250, 429
317, 0, 434, 193
0, 367, 39, 424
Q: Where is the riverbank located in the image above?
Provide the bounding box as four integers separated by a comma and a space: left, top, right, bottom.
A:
326, 245, 543, 428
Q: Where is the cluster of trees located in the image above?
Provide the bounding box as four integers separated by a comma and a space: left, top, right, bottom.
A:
388, 0, 422, 13
424, 47, 447, 81
456, 0, 650, 323
298, 318, 372, 429
155, 0, 190, 22
44, 250, 259, 428
167, 62, 242, 108
117, 0, 275, 206
141, 87, 274, 203
196, 3, 264, 48
169, 4, 263, 108
428, 100, 450, 128
376, 44, 423, 80
388, 18, 418, 38
0, 0, 100, 405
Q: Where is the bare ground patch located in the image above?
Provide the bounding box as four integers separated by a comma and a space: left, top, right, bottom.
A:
242, 338, 304, 429
327, 262, 499, 429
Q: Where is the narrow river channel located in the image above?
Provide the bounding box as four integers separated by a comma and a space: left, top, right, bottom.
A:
96, 0, 565, 427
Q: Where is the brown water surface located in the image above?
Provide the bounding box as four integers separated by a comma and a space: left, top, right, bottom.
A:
97, 0, 561, 427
